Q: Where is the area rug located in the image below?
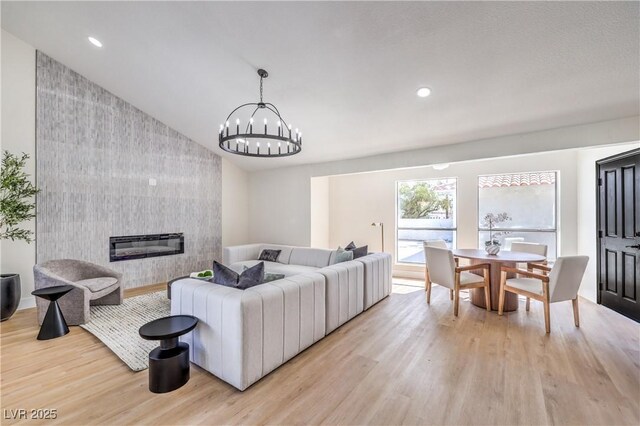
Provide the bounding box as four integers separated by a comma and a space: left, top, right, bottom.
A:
79, 291, 170, 371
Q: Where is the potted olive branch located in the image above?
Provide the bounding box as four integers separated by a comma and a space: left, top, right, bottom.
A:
1, 151, 39, 321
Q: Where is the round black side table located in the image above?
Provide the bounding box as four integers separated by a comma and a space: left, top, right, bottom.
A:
139, 315, 199, 393
31, 285, 75, 340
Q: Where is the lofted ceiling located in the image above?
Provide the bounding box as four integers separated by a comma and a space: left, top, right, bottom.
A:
2, 1, 639, 171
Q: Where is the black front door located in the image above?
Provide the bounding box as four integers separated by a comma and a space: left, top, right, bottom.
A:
598, 148, 640, 322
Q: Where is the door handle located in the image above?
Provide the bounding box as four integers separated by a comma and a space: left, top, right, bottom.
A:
626, 244, 640, 249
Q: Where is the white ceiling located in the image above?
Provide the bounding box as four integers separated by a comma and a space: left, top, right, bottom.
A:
2, 1, 639, 171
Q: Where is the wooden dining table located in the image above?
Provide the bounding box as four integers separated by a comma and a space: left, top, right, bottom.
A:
452, 249, 546, 312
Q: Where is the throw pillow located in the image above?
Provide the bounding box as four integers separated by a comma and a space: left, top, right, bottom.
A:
258, 249, 281, 262
263, 272, 286, 283
237, 262, 265, 289
345, 241, 357, 251
242, 266, 285, 284
333, 248, 354, 264
212, 261, 239, 286
352, 245, 368, 259
213, 261, 265, 290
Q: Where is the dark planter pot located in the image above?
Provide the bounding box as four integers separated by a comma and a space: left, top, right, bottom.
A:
1, 274, 21, 321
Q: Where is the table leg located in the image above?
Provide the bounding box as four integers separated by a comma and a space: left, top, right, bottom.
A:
37, 300, 70, 340
470, 260, 519, 312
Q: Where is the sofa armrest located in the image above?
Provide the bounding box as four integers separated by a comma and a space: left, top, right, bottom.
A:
223, 244, 263, 264
171, 279, 254, 390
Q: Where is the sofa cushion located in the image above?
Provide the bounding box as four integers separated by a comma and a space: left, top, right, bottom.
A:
75, 277, 118, 293
258, 249, 281, 263
289, 247, 334, 268
230, 260, 318, 277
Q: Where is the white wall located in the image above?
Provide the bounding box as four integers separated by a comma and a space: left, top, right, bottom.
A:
249, 167, 311, 245
249, 116, 639, 247
576, 142, 639, 302
310, 176, 330, 248
327, 150, 579, 278
221, 158, 250, 248
1, 30, 37, 309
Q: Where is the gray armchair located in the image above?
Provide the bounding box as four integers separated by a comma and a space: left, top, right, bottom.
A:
33, 259, 123, 325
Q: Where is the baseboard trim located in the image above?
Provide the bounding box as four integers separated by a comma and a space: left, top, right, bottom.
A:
393, 270, 424, 280
18, 296, 36, 310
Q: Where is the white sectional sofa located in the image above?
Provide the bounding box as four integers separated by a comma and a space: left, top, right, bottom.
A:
317, 261, 364, 334
171, 243, 392, 390
171, 272, 326, 390
358, 253, 392, 310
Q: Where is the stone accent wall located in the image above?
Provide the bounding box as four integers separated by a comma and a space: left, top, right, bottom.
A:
36, 52, 221, 288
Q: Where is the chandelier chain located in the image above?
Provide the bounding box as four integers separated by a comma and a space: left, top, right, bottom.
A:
259, 75, 264, 103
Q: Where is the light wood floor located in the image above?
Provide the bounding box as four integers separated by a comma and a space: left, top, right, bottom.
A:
1, 281, 638, 425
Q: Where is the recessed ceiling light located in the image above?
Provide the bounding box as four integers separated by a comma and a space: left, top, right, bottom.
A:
88, 37, 103, 48
416, 87, 431, 98
432, 163, 449, 170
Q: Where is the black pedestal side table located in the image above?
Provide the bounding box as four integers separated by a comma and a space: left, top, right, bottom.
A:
31, 284, 75, 340
139, 315, 199, 393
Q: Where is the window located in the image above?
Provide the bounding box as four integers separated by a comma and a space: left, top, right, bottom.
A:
478, 172, 557, 259
396, 178, 457, 264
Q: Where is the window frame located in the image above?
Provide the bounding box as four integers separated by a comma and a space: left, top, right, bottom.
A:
395, 177, 458, 265
476, 171, 559, 258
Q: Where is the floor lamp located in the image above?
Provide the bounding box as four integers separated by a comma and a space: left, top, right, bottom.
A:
371, 222, 384, 252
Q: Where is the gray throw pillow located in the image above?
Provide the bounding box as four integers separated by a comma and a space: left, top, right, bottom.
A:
258, 249, 281, 262
352, 245, 368, 259
213, 261, 264, 290
242, 266, 285, 284
345, 241, 357, 251
263, 272, 286, 283
333, 248, 354, 264
237, 262, 265, 289
212, 261, 238, 286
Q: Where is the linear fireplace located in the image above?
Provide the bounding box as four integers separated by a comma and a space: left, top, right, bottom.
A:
109, 233, 184, 262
